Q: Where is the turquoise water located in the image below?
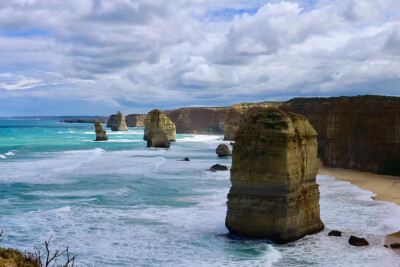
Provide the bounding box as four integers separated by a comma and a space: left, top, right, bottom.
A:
0, 120, 399, 266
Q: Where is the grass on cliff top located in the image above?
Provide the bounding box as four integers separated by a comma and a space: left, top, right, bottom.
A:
0, 247, 40, 267
283, 95, 399, 105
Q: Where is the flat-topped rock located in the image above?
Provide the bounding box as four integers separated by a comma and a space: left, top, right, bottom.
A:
225, 107, 324, 243
107, 111, 128, 131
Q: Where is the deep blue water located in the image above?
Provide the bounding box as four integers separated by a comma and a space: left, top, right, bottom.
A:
0, 120, 399, 266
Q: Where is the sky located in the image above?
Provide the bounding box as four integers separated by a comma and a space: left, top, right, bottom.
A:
0, 0, 399, 116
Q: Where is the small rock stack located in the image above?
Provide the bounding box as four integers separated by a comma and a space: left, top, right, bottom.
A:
225, 107, 324, 243
94, 120, 108, 141
107, 111, 128, 131
144, 109, 176, 148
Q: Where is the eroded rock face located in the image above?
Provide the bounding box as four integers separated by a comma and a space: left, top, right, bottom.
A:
94, 120, 108, 141
144, 109, 176, 148
147, 132, 170, 148
223, 102, 282, 140
225, 107, 324, 243
280, 96, 400, 176
107, 111, 128, 131
126, 114, 147, 127
165, 107, 228, 134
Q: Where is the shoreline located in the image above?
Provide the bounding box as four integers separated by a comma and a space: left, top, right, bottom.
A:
318, 161, 400, 255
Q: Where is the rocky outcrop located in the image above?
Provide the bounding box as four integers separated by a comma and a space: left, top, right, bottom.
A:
225, 107, 324, 243
328, 230, 342, 237
94, 120, 108, 141
126, 114, 147, 127
348, 236, 369, 246
165, 107, 228, 134
280, 96, 400, 176
216, 144, 231, 157
223, 102, 282, 140
107, 111, 128, 131
210, 164, 229, 171
144, 109, 176, 148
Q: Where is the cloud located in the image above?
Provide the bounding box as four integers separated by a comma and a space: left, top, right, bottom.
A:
0, 0, 399, 115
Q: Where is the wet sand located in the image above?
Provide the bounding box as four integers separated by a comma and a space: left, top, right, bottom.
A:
318, 161, 400, 255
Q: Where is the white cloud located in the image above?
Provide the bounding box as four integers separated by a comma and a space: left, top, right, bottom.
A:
0, 0, 399, 111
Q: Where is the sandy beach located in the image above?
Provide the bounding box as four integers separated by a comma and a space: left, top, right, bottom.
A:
318, 161, 400, 255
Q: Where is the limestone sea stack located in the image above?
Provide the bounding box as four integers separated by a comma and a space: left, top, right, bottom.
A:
225, 107, 324, 243
107, 111, 128, 131
224, 102, 281, 141
94, 120, 108, 141
144, 109, 176, 148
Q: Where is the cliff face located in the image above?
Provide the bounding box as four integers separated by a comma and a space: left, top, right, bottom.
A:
223, 102, 282, 140
225, 108, 324, 243
107, 111, 128, 131
165, 107, 227, 134
126, 114, 146, 127
144, 109, 176, 145
280, 96, 400, 176
94, 120, 108, 141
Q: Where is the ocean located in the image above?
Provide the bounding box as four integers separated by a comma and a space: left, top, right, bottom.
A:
0, 119, 399, 266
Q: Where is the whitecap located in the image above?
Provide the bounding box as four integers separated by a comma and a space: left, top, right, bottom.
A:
0, 154, 6, 159
4, 151, 14, 156
177, 135, 226, 143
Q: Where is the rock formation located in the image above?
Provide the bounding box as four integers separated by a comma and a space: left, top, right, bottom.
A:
210, 164, 229, 171
144, 109, 176, 148
225, 107, 324, 243
94, 120, 108, 141
107, 111, 128, 131
348, 236, 369, 246
224, 102, 282, 140
216, 144, 231, 157
125, 114, 147, 127
280, 96, 400, 176
328, 230, 342, 237
165, 107, 228, 134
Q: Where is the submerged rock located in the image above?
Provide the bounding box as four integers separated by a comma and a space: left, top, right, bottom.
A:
390, 243, 400, 248
144, 109, 176, 148
94, 120, 108, 141
348, 236, 369, 246
225, 107, 324, 243
210, 164, 229, 172
328, 230, 342, 237
107, 111, 128, 131
216, 144, 231, 157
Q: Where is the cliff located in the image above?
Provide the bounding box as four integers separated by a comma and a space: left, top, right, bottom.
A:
107, 111, 128, 131
60, 117, 107, 123
125, 114, 147, 127
165, 107, 227, 134
223, 102, 282, 140
280, 96, 400, 176
144, 109, 176, 147
225, 108, 324, 243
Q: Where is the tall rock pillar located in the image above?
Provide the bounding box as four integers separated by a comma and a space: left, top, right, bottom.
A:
144, 109, 176, 148
225, 107, 324, 243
